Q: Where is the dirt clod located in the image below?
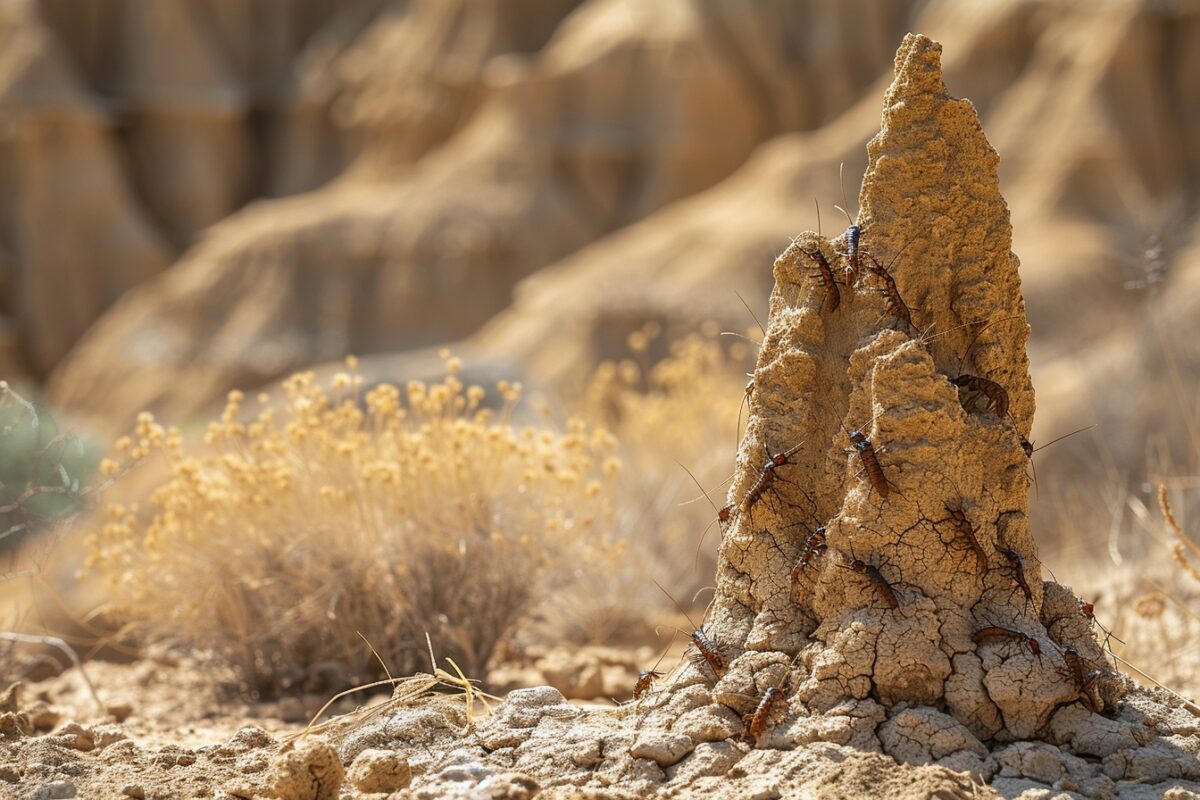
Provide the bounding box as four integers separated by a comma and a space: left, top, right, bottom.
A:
346, 748, 412, 793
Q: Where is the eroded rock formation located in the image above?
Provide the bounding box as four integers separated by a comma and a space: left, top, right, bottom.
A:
47, 0, 908, 429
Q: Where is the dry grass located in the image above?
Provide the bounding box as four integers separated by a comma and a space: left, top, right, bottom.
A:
84, 356, 623, 695
557, 328, 747, 643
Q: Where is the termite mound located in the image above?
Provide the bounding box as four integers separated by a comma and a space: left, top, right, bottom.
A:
646, 34, 1140, 763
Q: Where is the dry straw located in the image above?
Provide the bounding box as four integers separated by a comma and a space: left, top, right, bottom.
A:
86, 355, 622, 694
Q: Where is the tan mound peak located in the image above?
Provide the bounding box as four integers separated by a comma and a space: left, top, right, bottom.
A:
644, 33, 1121, 753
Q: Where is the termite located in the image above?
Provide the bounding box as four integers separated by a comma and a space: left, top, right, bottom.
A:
790, 525, 828, 584
834, 163, 863, 284
844, 424, 900, 500
741, 441, 805, 514
995, 541, 1034, 606
1020, 425, 1096, 498
972, 626, 1042, 657
654, 581, 726, 679
742, 653, 800, 747
633, 632, 678, 700
838, 558, 901, 609
1080, 599, 1124, 654
804, 200, 841, 312
944, 500, 987, 568
805, 248, 842, 313
677, 461, 736, 571
865, 239, 916, 332
1062, 646, 1103, 712
948, 317, 1019, 421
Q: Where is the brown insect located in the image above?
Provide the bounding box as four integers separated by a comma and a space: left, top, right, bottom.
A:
948, 318, 1016, 421
1080, 599, 1124, 654
866, 248, 914, 331
950, 374, 1009, 417
741, 441, 805, 514
805, 247, 842, 313
996, 542, 1034, 606
945, 501, 987, 567
743, 687, 784, 747
742, 652, 801, 747
838, 558, 901, 609
834, 164, 864, 284
1020, 425, 1095, 498
790, 525, 828, 584
655, 581, 726, 679
1062, 646, 1103, 713
847, 427, 899, 500
973, 626, 1042, 656
632, 633, 677, 700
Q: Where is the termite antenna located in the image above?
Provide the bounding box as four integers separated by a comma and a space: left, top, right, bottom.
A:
692, 586, 716, 604
917, 313, 1024, 349
649, 628, 678, 672
734, 290, 767, 339
835, 162, 857, 227
719, 331, 760, 345
736, 374, 754, 453
675, 461, 729, 571
654, 580, 700, 633
1032, 424, 1097, 453
676, 471, 733, 508
1025, 425, 1096, 499
955, 313, 1025, 377
813, 197, 822, 238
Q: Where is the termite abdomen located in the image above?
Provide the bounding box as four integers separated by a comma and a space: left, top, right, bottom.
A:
850, 431, 890, 499
688, 629, 726, 678
945, 503, 987, 566
804, 249, 841, 312
790, 526, 828, 583
633, 670, 660, 700
997, 545, 1033, 605
743, 686, 783, 746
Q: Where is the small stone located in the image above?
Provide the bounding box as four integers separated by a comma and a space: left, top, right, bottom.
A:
347, 748, 411, 793
484, 771, 539, 800
0, 711, 30, 739
666, 741, 743, 782
106, 702, 134, 723
674, 704, 743, 742
267, 738, 343, 800
32, 782, 76, 800
91, 724, 128, 750
27, 705, 61, 732
0, 683, 21, 712
50, 722, 94, 752
630, 731, 695, 767
121, 786, 145, 799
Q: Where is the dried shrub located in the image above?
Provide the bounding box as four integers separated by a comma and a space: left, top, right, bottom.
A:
85, 358, 622, 694
561, 329, 746, 643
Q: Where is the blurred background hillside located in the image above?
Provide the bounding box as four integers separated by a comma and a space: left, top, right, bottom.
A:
2, 0, 1200, 654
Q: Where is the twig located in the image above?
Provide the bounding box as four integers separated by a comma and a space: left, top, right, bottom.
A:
0, 632, 103, 713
